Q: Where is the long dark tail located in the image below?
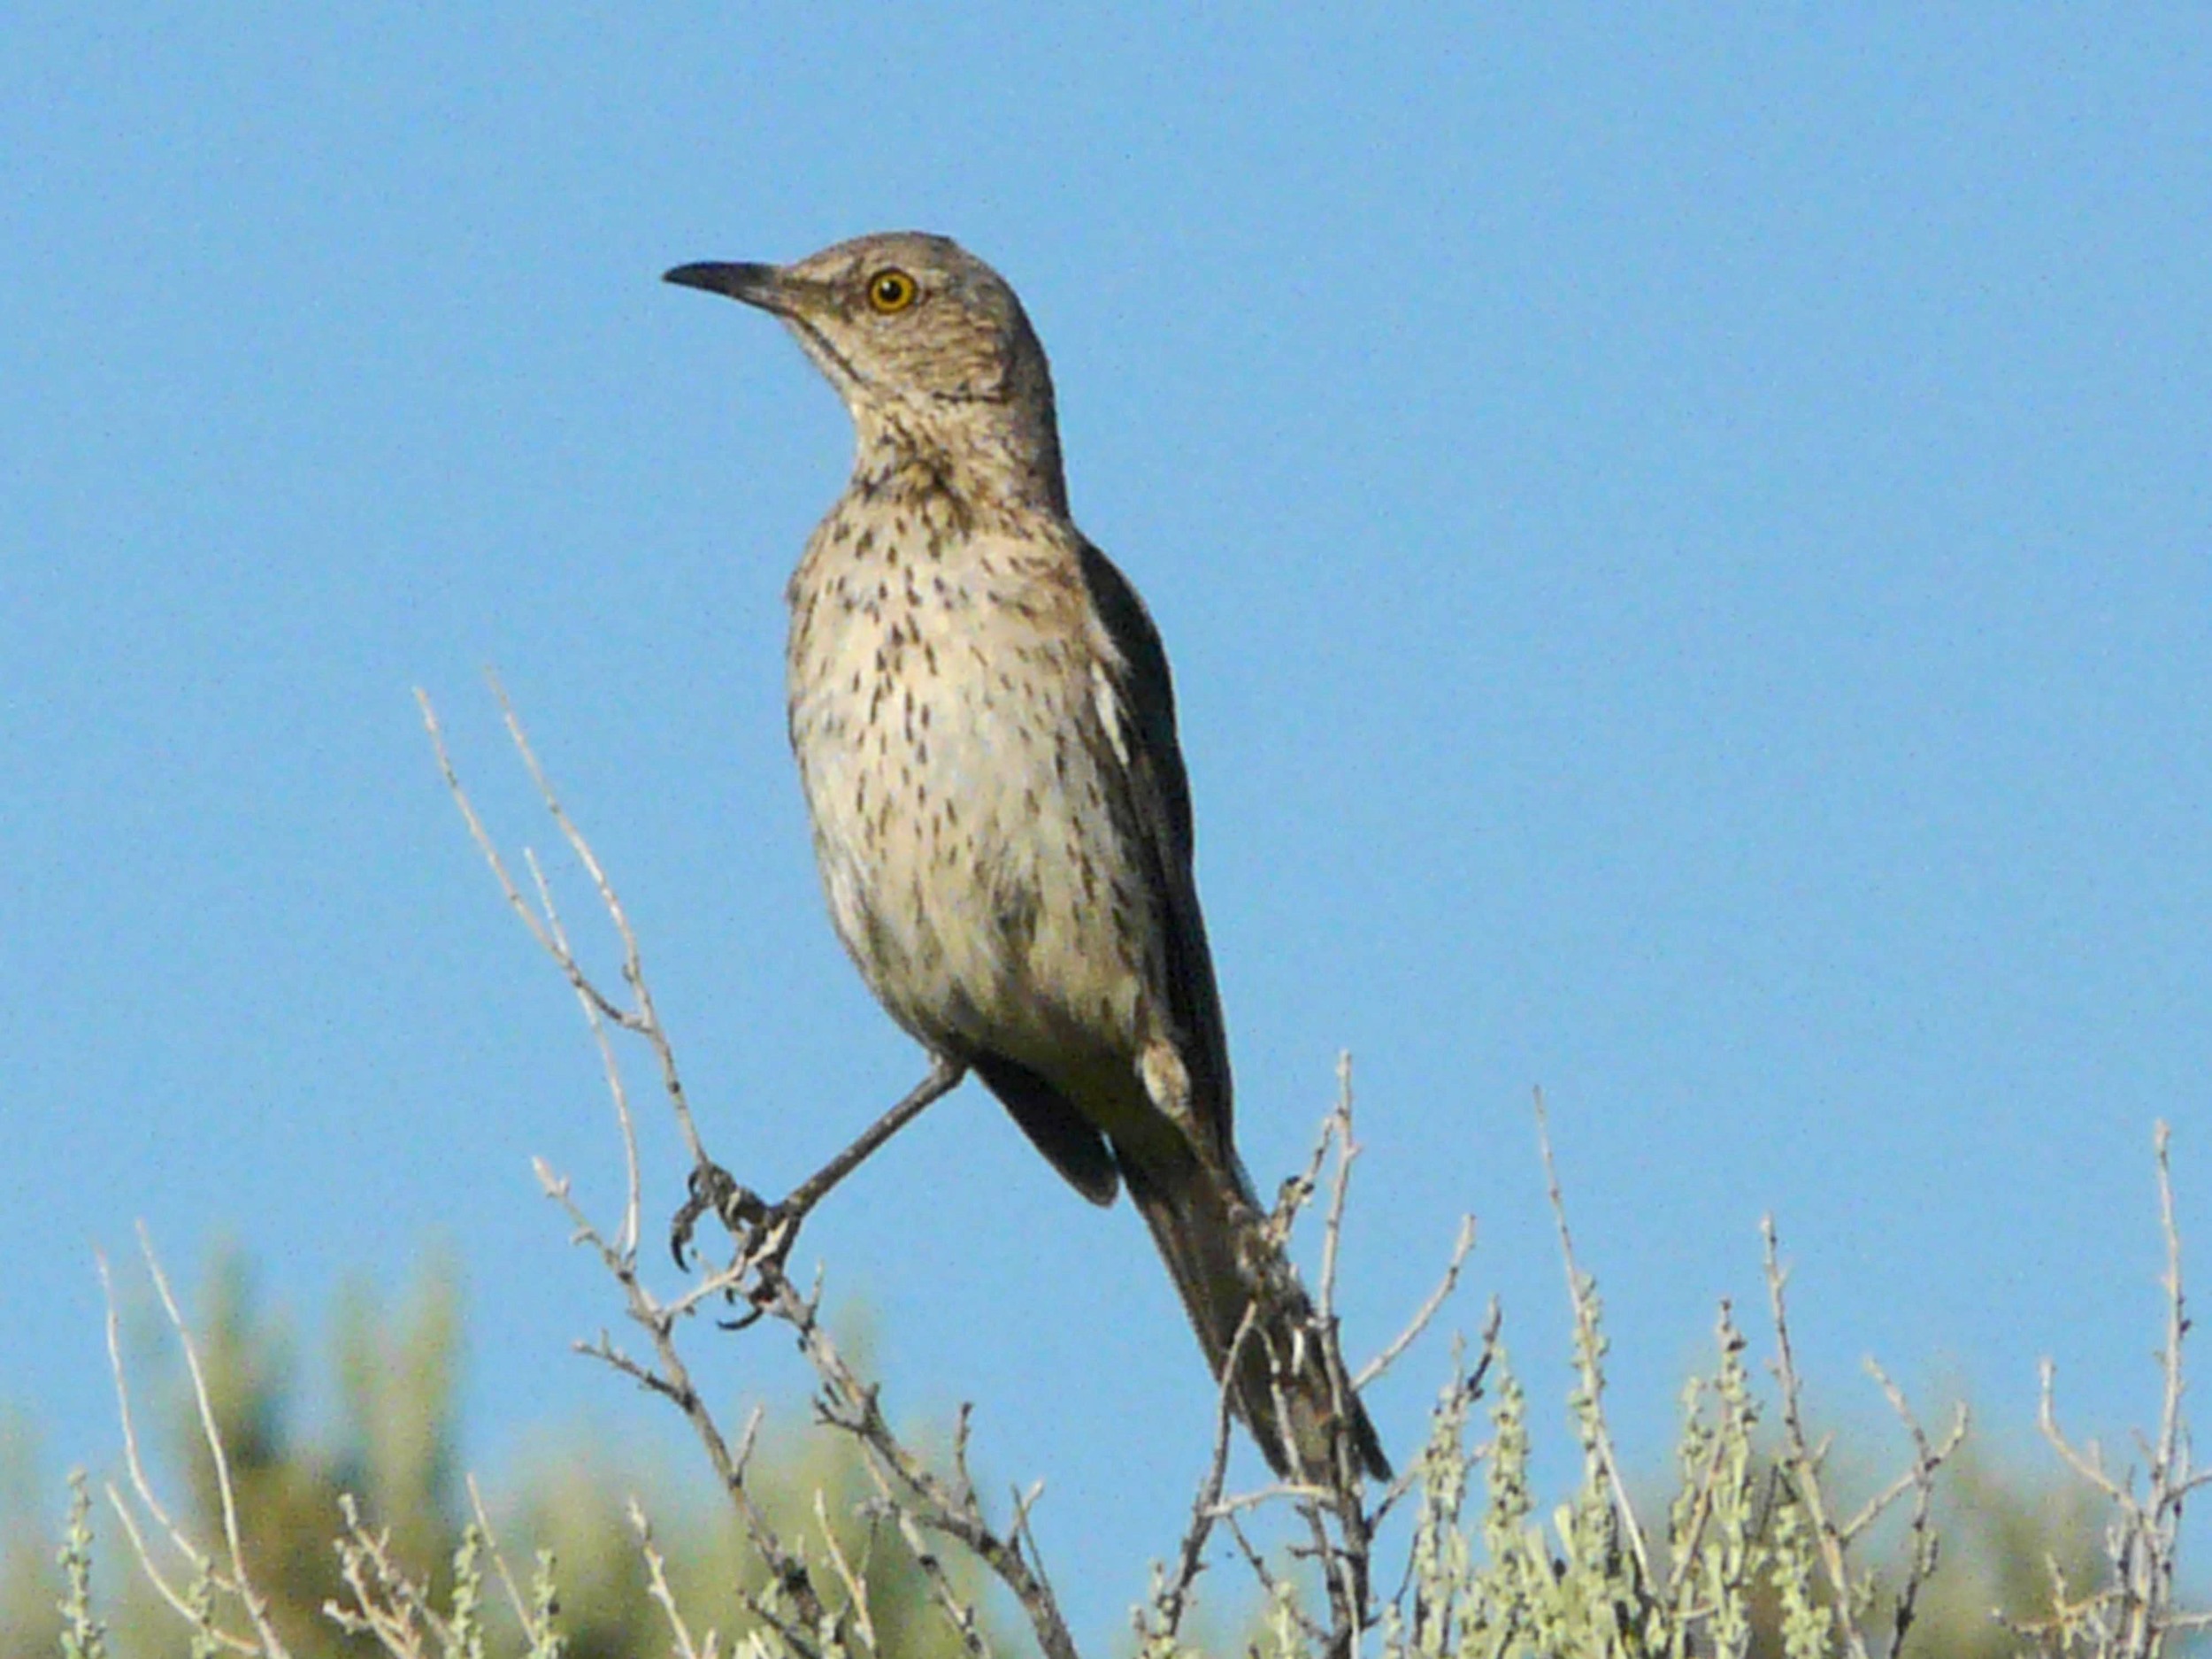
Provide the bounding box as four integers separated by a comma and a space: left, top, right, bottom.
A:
1120, 1143, 1390, 1485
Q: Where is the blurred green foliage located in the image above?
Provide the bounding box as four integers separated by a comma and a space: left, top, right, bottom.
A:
1, 1248, 981, 1659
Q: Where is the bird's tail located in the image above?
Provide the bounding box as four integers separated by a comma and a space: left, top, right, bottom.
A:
1121, 1143, 1390, 1486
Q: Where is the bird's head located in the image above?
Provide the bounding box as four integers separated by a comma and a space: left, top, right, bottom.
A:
668, 231, 1065, 510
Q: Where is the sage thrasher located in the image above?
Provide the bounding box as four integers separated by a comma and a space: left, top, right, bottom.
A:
667, 231, 1387, 1484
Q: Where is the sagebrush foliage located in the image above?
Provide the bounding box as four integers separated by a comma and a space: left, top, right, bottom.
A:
7, 1146, 2198, 1659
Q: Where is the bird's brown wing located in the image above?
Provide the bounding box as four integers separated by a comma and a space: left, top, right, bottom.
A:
1073, 538, 1238, 1169
1071, 540, 1391, 1483
963, 536, 1230, 1202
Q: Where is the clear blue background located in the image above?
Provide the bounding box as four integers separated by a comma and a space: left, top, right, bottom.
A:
4, 6, 2208, 1643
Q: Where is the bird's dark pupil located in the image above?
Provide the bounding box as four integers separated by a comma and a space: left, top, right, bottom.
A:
878, 277, 904, 303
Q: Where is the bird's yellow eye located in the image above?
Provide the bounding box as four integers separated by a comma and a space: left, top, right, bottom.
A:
867, 268, 918, 313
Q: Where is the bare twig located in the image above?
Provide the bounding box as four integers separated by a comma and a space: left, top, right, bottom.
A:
97, 1231, 293, 1659
1861, 1358, 1968, 1659
1536, 1091, 1655, 1594
630, 1500, 717, 1659
1317, 1053, 1359, 1325
530, 1153, 831, 1652
324, 1492, 448, 1659
464, 1476, 533, 1637
1759, 1218, 1963, 1659
419, 683, 699, 1187
1141, 1302, 1260, 1649
786, 1272, 1072, 1659
1657, 1297, 1755, 1629
2026, 1121, 2207, 1657
813, 1486, 879, 1655
98, 1256, 219, 1625
1151, 1056, 1478, 1657
1309, 1061, 1377, 1650
1353, 1214, 1476, 1394
525, 841, 646, 1261
1763, 1213, 1873, 1659
424, 684, 1081, 1659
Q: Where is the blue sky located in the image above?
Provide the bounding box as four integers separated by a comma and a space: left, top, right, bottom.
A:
4, 4, 2208, 1643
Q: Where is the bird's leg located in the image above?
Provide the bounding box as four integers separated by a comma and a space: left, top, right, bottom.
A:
671, 1055, 970, 1283
767, 1052, 969, 1233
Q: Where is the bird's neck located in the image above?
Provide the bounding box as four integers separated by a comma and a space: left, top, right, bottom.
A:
851, 404, 1070, 525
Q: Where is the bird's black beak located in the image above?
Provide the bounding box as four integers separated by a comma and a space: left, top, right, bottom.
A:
664, 261, 789, 314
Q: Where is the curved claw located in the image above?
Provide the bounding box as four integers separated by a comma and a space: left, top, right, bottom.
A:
672, 1160, 745, 1270
669, 1158, 804, 1310
708, 1179, 803, 1332
672, 1161, 780, 1266
717, 1298, 772, 1333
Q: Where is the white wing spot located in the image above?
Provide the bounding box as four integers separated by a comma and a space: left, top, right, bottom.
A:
1092, 664, 1132, 770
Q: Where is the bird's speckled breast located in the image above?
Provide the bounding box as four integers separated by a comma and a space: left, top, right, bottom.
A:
784, 495, 1161, 1092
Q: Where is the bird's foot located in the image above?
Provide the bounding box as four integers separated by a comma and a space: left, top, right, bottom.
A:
671, 1160, 807, 1327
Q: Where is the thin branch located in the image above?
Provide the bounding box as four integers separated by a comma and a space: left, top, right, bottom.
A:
1317, 1052, 1359, 1324
488, 674, 710, 1170
785, 1271, 1076, 1659
2038, 1358, 2126, 1503
1142, 1303, 1257, 1647
426, 686, 845, 1646
529, 1156, 830, 1648
1858, 1359, 1966, 1659
1354, 1213, 1476, 1393
97, 1253, 203, 1586
100, 1488, 257, 1655
145, 1228, 294, 1657
464, 1475, 535, 1641
1764, 1213, 1874, 1659
525, 843, 645, 1262
98, 1234, 293, 1658
813, 1486, 879, 1655
1536, 1091, 1655, 1594
630, 1500, 716, 1659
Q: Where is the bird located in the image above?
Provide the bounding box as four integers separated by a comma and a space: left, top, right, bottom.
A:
666, 231, 1387, 1485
